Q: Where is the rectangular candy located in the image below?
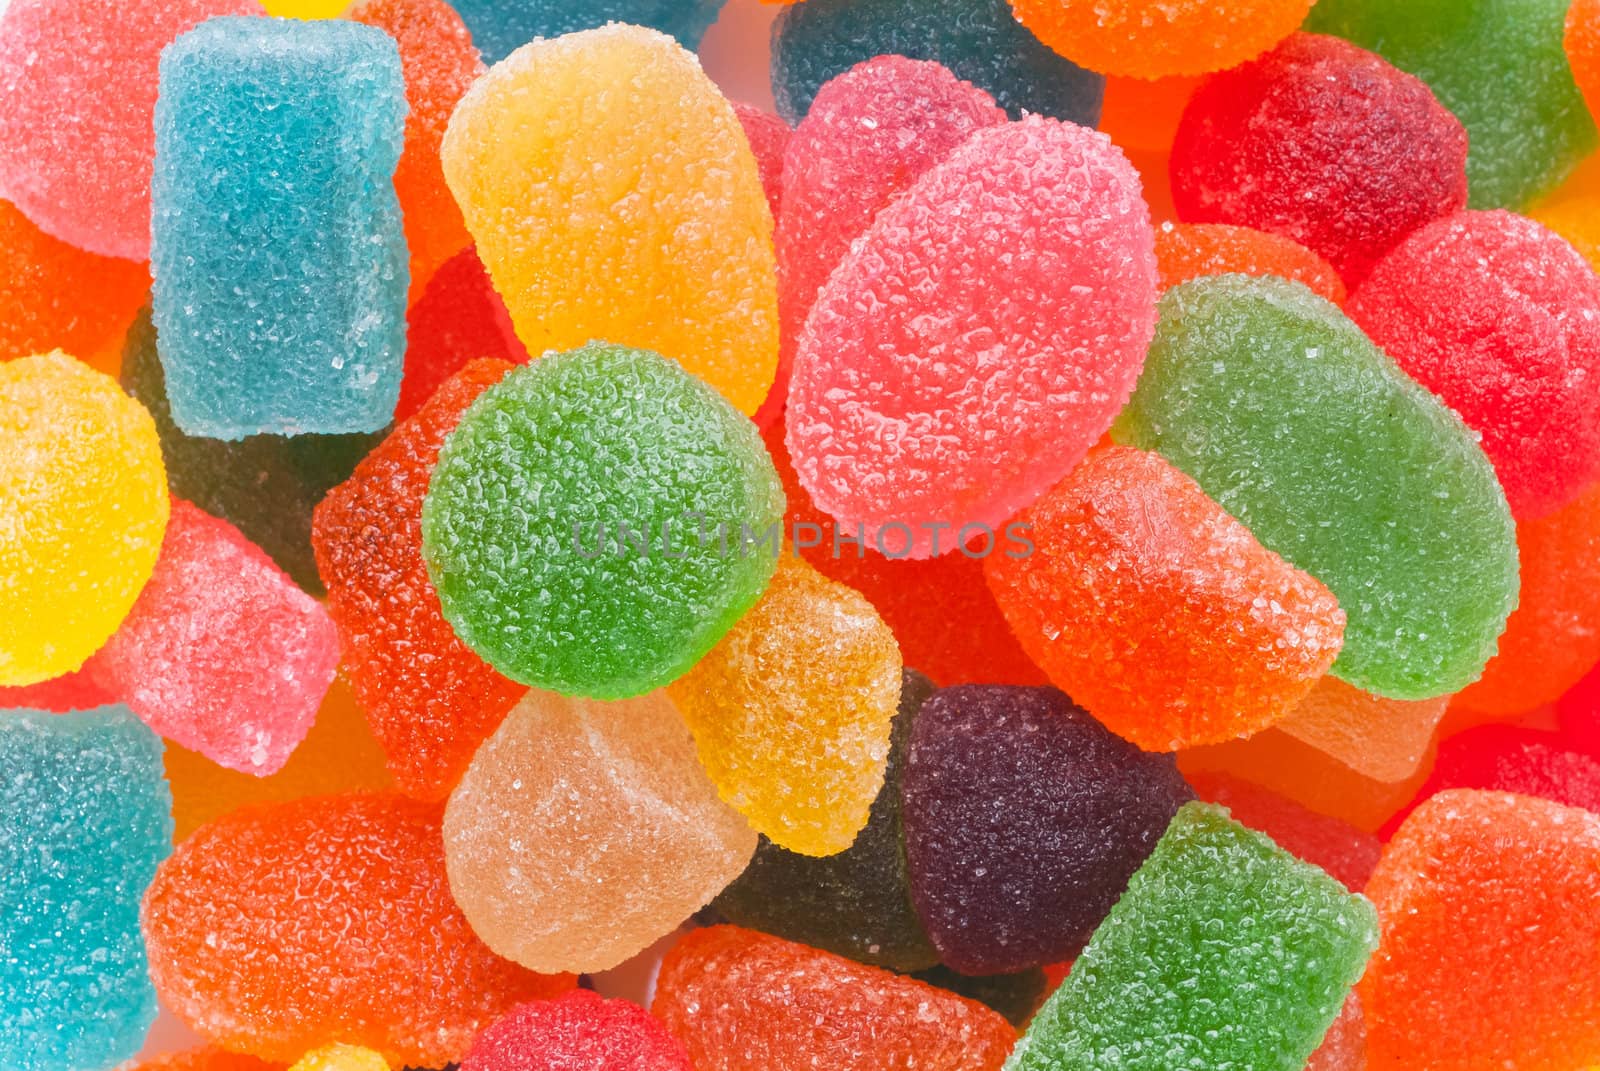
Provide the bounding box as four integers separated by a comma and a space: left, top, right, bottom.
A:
152, 16, 407, 440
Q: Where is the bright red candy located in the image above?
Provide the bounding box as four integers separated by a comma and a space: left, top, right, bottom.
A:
1187, 771, 1381, 891
732, 102, 790, 220
463, 990, 691, 1071
396, 248, 528, 424
0, 666, 114, 712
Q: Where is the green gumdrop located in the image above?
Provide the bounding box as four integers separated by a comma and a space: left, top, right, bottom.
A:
1114, 275, 1516, 700
421, 341, 785, 699
1306, 0, 1597, 208
1007, 803, 1378, 1071
713, 668, 939, 971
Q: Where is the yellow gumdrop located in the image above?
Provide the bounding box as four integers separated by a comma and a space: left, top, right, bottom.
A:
441, 24, 779, 416
260, 0, 350, 17
669, 557, 902, 856
288, 1046, 389, 1071
0, 353, 168, 685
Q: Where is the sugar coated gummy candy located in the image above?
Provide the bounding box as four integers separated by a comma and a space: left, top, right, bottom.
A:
141, 793, 572, 1065
421, 343, 784, 699
1114, 274, 1517, 700
1308, 0, 1598, 209
2, 707, 171, 1071
347, 0, 485, 304
771, 0, 1104, 124
1275, 677, 1450, 784
152, 17, 407, 439
1008, 0, 1312, 79
1008, 803, 1379, 1071
1382, 727, 1600, 835
288, 1047, 388, 1071
731, 103, 790, 222
1362, 791, 1600, 1071
315, 359, 523, 799
395, 248, 527, 424
122, 310, 385, 594
448, 0, 725, 64
126, 1047, 284, 1071
441, 25, 779, 418
1186, 771, 1382, 891
712, 668, 940, 971
462, 990, 692, 1071
1570, 0, 1600, 121
901, 684, 1195, 974
0, 353, 168, 685
260, 0, 347, 16
0, 667, 115, 714
0, 0, 265, 261
786, 116, 1158, 560
1306, 997, 1368, 1071
985, 447, 1345, 751
1154, 221, 1346, 304
668, 557, 901, 856
911, 966, 1049, 1030
1171, 34, 1469, 287
1349, 210, 1600, 520
443, 689, 756, 974
653, 926, 1016, 1071
85, 500, 339, 775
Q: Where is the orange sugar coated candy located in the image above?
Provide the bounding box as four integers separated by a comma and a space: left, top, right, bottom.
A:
1098, 75, 1201, 153
441, 24, 779, 417
1275, 676, 1449, 783
985, 447, 1345, 751
141, 792, 572, 1066
442, 689, 756, 974
1456, 478, 1600, 716
1009, 0, 1313, 78
1, 198, 148, 372
1533, 196, 1600, 270
652, 926, 1015, 1071
286, 1047, 387, 1071
120, 1047, 284, 1071
1155, 222, 1348, 304
668, 556, 902, 856
1361, 790, 1600, 1071
347, 0, 484, 303
1569, 0, 1600, 123
163, 676, 393, 843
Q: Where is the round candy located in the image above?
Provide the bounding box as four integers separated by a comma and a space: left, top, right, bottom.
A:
1351, 210, 1600, 519
0, 353, 169, 686
1154, 222, 1346, 304
1172, 33, 1468, 286
1008, 0, 1313, 79
421, 342, 784, 698
462, 991, 692, 1071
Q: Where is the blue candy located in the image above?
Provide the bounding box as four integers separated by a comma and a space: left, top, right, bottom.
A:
1, 707, 173, 1071
451, 0, 727, 65
152, 17, 408, 440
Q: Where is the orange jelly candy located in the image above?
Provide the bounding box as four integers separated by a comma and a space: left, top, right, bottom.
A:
1275, 676, 1448, 783
1155, 221, 1347, 304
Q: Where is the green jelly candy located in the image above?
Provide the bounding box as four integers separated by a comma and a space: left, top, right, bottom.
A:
1007, 803, 1378, 1071
911, 964, 1049, 1030
713, 668, 939, 972
1307, 0, 1597, 208
421, 342, 785, 698
1114, 275, 1516, 699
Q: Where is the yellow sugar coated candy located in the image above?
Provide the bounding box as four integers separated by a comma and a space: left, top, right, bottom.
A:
260, 0, 350, 17
0, 353, 168, 685
669, 557, 903, 857
288, 1046, 389, 1071
440, 24, 779, 416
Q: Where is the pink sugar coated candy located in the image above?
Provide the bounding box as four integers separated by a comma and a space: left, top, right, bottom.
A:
462, 991, 692, 1071
1349, 210, 1600, 519
732, 103, 791, 221
786, 115, 1158, 558
0, 0, 265, 259
87, 500, 338, 775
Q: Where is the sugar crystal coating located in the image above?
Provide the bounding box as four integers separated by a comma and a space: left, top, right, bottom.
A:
712, 668, 940, 971
1275, 677, 1449, 784
421, 343, 784, 699
448, 0, 725, 64
2, 707, 172, 1071
1186, 771, 1382, 891
0, 353, 169, 685
668, 557, 901, 856
1155, 221, 1346, 304
1007, 803, 1379, 1071
1308, 0, 1597, 209
141, 793, 572, 1065
441, 25, 778, 417
786, 116, 1158, 559
985, 447, 1345, 750
315, 359, 523, 800
86, 500, 338, 775
901, 684, 1195, 974
443, 689, 756, 974
1172, 34, 1469, 286
1362, 791, 1600, 1071
395, 247, 527, 425
771, 0, 1104, 124
1350, 210, 1600, 519
0, 0, 265, 260
1114, 274, 1518, 699
653, 926, 1015, 1071
152, 17, 407, 439
461, 990, 692, 1071
731, 103, 791, 222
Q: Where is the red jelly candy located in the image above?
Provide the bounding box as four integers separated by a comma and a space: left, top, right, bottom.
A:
462, 990, 691, 1071
396, 248, 527, 424
1187, 772, 1381, 891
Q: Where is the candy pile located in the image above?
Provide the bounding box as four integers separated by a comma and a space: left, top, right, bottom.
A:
4, 1, 1600, 1070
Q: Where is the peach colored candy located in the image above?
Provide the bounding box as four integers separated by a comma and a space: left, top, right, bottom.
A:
1155, 222, 1347, 304
1275, 676, 1449, 783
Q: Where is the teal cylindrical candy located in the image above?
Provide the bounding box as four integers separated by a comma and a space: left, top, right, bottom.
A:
1006, 803, 1378, 1071
1307, 0, 1597, 208
421, 342, 785, 699
1114, 274, 1517, 700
